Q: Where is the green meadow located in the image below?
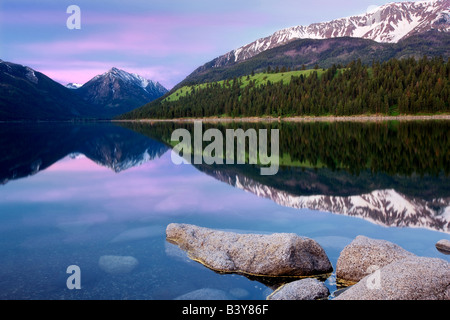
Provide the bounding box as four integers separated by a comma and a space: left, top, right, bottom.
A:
164, 69, 325, 102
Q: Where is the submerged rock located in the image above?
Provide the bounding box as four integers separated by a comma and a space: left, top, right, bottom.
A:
334, 256, 450, 300
229, 288, 249, 299
336, 235, 415, 283
166, 223, 333, 277
267, 278, 329, 300
436, 239, 450, 255
98, 255, 139, 275
174, 288, 231, 300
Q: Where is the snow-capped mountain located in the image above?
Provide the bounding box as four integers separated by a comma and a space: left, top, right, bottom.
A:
75, 67, 168, 116
91, 67, 167, 96
216, 0, 449, 66
0, 60, 168, 120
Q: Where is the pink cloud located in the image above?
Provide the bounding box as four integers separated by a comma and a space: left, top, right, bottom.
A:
2, 9, 270, 88
14, 10, 267, 58
20, 29, 215, 57
0, 10, 66, 25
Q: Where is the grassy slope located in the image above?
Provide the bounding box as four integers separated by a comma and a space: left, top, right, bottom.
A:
164, 69, 325, 102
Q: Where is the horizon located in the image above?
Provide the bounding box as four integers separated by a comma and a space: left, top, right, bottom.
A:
0, 0, 428, 89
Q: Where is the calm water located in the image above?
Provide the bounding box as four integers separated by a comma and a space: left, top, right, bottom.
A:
0, 121, 448, 300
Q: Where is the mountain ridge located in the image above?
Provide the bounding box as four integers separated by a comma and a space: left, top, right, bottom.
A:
122, 50, 450, 119
0, 60, 96, 121
0, 61, 168, 120
178, 15, 450, 89
178, 31, 449, 86
216, 0, 449, 67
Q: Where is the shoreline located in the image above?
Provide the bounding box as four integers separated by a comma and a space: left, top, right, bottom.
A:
115, 114, 450, 123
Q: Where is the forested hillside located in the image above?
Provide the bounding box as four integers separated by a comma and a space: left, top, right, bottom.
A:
120, 56, 449, 119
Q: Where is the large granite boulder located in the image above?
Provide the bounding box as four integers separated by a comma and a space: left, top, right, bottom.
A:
334, 256, 450, 300
166, 223, 333, 277
267, 278, 329, 300
336, 235, 415, 283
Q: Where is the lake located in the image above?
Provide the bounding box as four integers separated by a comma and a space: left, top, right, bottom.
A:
0, 120, 448, 300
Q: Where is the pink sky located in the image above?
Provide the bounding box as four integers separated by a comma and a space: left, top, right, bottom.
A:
0, 0, 392, 88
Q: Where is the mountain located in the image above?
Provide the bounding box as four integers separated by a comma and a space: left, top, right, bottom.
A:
75, 68, 168, 117
0, 61, 168, 120
216, 0, 449, 66
123, 52, 449, 119
178, 0, 449, 86
180, 31, 449, 86
0, 60, 96, 121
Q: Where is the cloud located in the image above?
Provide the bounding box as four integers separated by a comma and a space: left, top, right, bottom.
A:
1, 0, 392, 88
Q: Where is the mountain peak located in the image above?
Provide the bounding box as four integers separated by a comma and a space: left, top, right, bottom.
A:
102, 67, 158, 90
76, 67, 168, 115
219, 0, 449, 65
66, 83, 83, 89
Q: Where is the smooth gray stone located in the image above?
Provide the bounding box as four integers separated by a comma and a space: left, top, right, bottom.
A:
267, 278, 329, 300
335, 256, 450, 300
98, 255, 139, 275
166, 223, 333, 277
336, 235, 415, 283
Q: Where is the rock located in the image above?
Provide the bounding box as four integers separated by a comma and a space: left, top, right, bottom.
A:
166, 223, 333, 277
336, 235, 415, 283
267, 278, 329, 300
174, 288, 232, 300
229, 288, 249, 299
98, 255, 139, 275
334, 256, 450, 300
436, 239, 450, 255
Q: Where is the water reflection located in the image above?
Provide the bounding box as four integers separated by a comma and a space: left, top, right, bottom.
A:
123, 120, 450, 233
196, 163, 449, 232
0, 121, 449, 233
0, 123, 168, 184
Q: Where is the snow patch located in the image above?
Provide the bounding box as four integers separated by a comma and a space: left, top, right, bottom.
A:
66, 83, 83, 89
225, 0, 448, 63
106, 67, 159, 91
25, 67, 38, 84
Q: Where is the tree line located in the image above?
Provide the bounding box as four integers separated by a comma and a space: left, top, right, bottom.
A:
121, 120, 450, 178
121, 56, 450, 119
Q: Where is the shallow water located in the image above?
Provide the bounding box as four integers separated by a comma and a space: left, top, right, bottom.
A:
0, 122, 448, 300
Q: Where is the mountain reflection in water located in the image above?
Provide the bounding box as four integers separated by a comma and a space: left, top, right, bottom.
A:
0, 120, 448, 233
